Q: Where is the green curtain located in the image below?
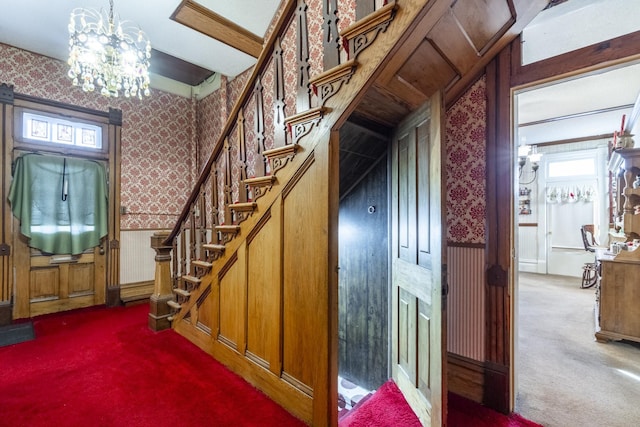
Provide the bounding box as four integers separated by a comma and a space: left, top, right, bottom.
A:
8, 154, 108, 255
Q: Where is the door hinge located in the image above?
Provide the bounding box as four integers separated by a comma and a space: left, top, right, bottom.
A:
441, 264, 449, 297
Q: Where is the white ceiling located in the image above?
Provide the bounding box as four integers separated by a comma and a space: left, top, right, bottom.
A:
0, 0, 279, 81
1, 0, 639, 140
516, 0, 640, 145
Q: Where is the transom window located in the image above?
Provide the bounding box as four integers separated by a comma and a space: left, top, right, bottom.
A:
21, 112, 103, 150
548, 158, 596, 178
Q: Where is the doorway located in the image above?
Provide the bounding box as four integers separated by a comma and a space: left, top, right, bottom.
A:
6, 98, 121, 319
513, 52, 640, 427
337, 120, 390, 412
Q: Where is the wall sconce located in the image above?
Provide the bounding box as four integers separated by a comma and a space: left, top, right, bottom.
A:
518, 144, 542, 184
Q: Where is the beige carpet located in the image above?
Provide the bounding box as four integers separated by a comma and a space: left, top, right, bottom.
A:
516, 272, 640, 427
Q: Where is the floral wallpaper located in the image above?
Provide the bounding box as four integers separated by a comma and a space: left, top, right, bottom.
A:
307, 0, 325, 78
0, 43, 196, 231
197, 78, 227, 172
445, 76, 487, 244
0, 0, 365, 232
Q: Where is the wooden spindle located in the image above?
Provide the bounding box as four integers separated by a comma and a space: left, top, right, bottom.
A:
223, 137, 233, 224
189, 205, 197, 275
237, 108, 248, 202
296, 0, 311, 112
273, 36, 287, 148
253, 78, 266, 177
323, 0, 340, 69
211, 165, 220, 241
171, 235, 178, 289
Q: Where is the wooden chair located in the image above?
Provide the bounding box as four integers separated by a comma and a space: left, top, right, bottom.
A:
580, 225, 599, 289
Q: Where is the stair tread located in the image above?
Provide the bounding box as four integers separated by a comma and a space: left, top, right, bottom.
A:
216, 225, 240, 231
202, 243, 225, 251
229, 202, 257, 210
244, 175, 276, 185
191, 260, 213, 268
181, 275, 202, 284
167, 300, 181, 310
173, 288, 190, 297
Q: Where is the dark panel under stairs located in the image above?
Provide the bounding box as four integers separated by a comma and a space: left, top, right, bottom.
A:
338, 155, 389, 390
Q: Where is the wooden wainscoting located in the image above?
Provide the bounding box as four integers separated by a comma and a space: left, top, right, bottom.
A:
447, 352, 485, 403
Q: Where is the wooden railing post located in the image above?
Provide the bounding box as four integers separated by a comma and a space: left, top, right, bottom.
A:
148, 231, 173, 331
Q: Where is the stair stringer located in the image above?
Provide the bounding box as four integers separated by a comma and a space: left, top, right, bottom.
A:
170, 1, 437, 425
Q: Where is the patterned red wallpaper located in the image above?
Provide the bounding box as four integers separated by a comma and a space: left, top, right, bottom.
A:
445, 76, 487, 244
0, 43, 196, 230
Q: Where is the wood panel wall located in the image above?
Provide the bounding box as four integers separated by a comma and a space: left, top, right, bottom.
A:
174, 137, 337, 425
338, 155, 389, 391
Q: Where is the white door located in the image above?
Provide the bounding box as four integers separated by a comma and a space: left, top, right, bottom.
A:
391, 94, 444, 425
544, 150, 606, 276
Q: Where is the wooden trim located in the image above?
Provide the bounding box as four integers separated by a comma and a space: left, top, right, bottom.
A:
0, 302, 10, 326
511, 30, 640, 88
446, 241, 485, 249
447, 352, 484, 403
519, 104, 634, 128
171, 0, 264, 58
445, 0, 549, 107
13, 92, 109, 119
483, 42, 513, 414
535, 133, 614, 147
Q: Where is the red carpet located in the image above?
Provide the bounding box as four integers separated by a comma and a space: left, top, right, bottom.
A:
448, 393, 543, 427
339, 380, 542, 427
0, 304, 304, 427
339, 380, 422, 426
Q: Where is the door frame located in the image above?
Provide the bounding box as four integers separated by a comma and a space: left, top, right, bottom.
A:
1, 89, 122, 319
507, 28, 640, 412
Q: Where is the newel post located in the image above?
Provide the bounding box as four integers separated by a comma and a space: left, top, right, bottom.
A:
148, 231, 173, 331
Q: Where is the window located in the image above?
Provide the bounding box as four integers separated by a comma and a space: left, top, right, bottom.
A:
21, 112, 103, 150
548, 158, 596, 178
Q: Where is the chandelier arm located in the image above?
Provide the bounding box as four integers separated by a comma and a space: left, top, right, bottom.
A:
519, 170, 538, 185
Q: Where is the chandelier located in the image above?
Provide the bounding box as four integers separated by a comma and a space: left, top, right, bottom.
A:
67, 0, 151, 99
518, 143, 543, 184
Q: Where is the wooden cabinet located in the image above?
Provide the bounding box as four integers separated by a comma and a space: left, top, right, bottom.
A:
596, 148, 640, 342
609, 147, 640, 237
596, 257, 640, 343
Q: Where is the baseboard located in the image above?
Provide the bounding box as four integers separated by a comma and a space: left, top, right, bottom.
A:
483, 361, 509, 414
120, 280, 154, 305
0, 302, 12, 326
447, 352, 484, 403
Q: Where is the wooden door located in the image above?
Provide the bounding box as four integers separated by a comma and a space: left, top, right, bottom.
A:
391, 94, 445, 425
12, 154, 109, 318
14, 242, 106, 317
6, 99, 121, 320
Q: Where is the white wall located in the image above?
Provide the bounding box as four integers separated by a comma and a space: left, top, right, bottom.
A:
518, 141, 609, 277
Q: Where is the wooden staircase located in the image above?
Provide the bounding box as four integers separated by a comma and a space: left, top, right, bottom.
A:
149, 1, 430, 425
162, 0, 401, 328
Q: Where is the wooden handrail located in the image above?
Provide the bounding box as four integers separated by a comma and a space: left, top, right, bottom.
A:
163, 0, 299, 245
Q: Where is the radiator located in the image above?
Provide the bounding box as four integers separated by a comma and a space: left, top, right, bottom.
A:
120, 230, 158, 285
447, 246, 485, 361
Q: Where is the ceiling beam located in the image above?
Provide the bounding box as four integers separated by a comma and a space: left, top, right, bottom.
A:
171, 0, 264, 58
518, 103, 635, 128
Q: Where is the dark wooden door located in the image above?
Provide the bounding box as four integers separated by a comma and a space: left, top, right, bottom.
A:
338, 156, 388, 390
